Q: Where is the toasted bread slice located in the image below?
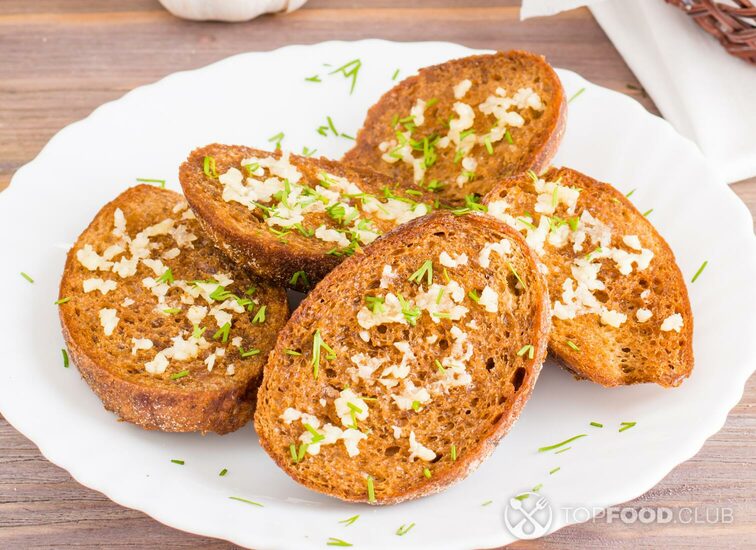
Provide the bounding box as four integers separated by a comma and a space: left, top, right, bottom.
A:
59, 185, 288, 434
179, 144, 434, 290
254, 211, 550, 504
482, 167, 694, 387
343, 50, 566, 205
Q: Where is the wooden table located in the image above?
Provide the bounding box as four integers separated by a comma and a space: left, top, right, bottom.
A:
1, 0, 753, 547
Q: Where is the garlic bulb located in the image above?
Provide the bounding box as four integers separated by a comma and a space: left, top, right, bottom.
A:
158, 0, 308, 22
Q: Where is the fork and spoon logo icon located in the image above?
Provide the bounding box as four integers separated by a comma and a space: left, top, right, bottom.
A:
504, 492, 553, 539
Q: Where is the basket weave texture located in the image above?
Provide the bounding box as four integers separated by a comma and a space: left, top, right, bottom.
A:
665, 0, 756, 64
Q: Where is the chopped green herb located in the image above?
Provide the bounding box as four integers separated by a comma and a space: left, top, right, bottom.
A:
171, 370, 189, 380
252, 305, 267, 324
302, 146, 317, 157
326, 115, 339, 135
507, 262, 526, 288
290, 270, 310, 288
209, 285, 234, 302
213, 322, 231, 343
329, 58, 362, 94
396, 293, 421, 326
396, 522, 416, 536
157, 268, 174, 284
339, 514, 360, 527
625, 188, 636, 198
504, 129, 514, 145
305, 74, 321, 82
435, 287, 445, 305
551, 185, 559, 209
61, 348, 69, 368
514, 493, 529, 501
365, 295, 385, 314
20, 272, 34, 284
590, 421, 603, 428
297, 443, 309, 462
366, 475, 376, 502
516, 217, 536, 230
285, 348, 302, 356
527, 169, 539, 183
163, 308, 181, 315
268, 132, 285, 150
538, 434, 587, 452
549, 467, 561, 475
55, 297, 71, 305
426, 179, 444, 192
423, 467, 431, 479
392, 68, 400, 81
451, 444, 457, 461
192, 325, 206, 339
311, 329, 335, 379
408, 259, 433, 285
340, 133, 355, 141
467, 289, 480, 303
219, 468, 228, 476
239, 347, 260, 358
411, 400, 421, 412
566, 340, 580, 352
171, 459, 184, 465
619, 421, 636, 432
691, 260, 708, 283
517, 344, 535, 359
203, 156, 218, 178
317, 125, 329, 137
555, 447, 571, 454
482, 500, 493, 506
435, 359, 445, 373
136, 177, 166, 189
643, 208, 653, 217
229, 496, 263, 507
327, 538, 353, 547
484, 135, 494, 155
532, 483, 543, 492
568, 87, 586, 103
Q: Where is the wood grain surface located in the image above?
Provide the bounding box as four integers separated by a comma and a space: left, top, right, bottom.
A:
0, 0, 753, 547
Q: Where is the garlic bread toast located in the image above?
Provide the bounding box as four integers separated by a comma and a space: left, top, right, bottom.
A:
483, 167, 693, 387
254, 211, 550, 504
343, 50, 566, 205
179, 144, 434, 290
58, 185, 289, 433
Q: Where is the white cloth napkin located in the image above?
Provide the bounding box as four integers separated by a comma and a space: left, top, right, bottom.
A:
522, 0, 756, 183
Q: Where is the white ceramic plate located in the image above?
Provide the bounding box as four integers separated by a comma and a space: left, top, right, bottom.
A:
0, 40, 754, 549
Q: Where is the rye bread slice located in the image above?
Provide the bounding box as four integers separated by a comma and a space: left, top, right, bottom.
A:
254, 211, 550, 504
179, 144, 434, 290
58, 185, 288, 434
343, 50, 566, 205
483, 167, 694, 387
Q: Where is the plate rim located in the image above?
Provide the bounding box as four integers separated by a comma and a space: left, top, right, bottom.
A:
2, 39, 755, 549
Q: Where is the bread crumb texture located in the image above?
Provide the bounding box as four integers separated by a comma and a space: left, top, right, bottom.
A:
59, 185, 288, 433
255, 211, 551, 504
483, 167, 694, 387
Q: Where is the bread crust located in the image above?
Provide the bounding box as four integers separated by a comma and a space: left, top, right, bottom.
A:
255, 211, 551, 504
179, 144, 434, 290
59, 185, 289, 434
343, 50, 567, 204
483, 168, 694, 387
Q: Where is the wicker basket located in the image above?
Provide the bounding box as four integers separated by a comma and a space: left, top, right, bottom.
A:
665, 0, 756, 64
